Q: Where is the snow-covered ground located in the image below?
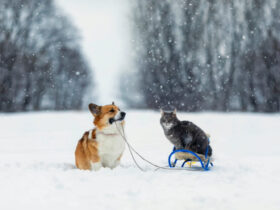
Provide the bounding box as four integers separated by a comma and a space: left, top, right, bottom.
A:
0, 111, 279, 210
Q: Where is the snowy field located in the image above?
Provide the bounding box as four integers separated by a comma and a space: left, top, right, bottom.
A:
0, 110, 279, 210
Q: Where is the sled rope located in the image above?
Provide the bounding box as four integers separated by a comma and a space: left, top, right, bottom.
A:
114, 122, 198, 171
115, 123, 145, 171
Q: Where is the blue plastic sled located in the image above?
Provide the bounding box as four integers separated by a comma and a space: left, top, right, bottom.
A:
168, 141, 213, 171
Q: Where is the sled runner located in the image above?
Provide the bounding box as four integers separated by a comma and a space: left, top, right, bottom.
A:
168, 140, 213, 171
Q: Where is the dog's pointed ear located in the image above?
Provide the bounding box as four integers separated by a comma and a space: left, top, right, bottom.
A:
160, 108, 164, 116
112, 101, 115, 105
88, 103, 101, 116
173, 108, 177, 115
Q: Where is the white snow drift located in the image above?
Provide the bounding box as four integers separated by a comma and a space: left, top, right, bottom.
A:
0, 111, 279, 210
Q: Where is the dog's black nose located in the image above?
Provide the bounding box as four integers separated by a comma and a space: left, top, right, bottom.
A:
121, 112, 126, 118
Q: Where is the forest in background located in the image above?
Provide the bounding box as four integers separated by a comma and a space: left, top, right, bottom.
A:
1, 0, 280, 113
122, 0, 280, 112
0, 0, 92, 112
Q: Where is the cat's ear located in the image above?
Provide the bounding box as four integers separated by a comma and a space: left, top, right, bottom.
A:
173, 108, 177, 115
160, 108, 164, 116
88, 103, 101, 116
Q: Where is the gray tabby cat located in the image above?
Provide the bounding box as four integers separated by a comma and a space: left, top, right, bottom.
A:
160, 109, 212, 157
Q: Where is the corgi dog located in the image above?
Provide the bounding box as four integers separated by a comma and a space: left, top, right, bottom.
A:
75, 102, 126, 170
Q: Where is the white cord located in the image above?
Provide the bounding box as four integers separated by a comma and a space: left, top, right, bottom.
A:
114, 122, 197, 171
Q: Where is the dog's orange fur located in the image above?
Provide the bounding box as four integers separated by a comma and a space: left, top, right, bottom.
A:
93, 105, 122, 130
75, 103, 124, 170
75, 130, 100, 170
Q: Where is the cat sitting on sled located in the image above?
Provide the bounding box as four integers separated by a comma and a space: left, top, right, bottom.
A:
160, 109, 213, 164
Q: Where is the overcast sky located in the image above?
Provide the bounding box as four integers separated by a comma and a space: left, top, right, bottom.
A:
56, 0, 132, 105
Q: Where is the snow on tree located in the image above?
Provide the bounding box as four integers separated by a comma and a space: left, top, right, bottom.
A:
125, 0, 280, 112
0, 0, 93, 112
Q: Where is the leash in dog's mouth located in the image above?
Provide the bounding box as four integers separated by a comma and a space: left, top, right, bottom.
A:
113, 122, 205, 172
109, 117, 124, 124
109, 112, 126, 124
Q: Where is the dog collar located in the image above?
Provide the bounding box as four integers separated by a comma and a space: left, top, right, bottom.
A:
97, 131, 119, 136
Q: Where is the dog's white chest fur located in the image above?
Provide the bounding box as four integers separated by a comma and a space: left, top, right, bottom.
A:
95, 124, 125, 168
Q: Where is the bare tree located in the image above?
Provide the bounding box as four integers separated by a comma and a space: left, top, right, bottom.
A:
0, 0, 93, 112
126, 0, 280, 112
